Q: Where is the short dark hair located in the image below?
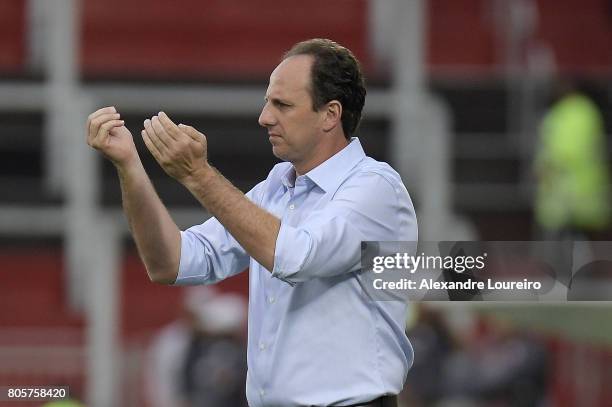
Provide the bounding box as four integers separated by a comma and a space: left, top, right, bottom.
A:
283, 38, 366, 139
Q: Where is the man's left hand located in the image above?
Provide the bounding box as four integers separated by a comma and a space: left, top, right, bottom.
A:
142, 112, 209, 183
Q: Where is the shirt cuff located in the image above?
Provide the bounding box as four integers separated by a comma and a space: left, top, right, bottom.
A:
271, 222, 308, 286
172, 230, 209, 286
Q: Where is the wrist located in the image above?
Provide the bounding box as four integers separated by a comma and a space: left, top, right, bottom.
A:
181, 163, 216, 190
115, 154, 143, 176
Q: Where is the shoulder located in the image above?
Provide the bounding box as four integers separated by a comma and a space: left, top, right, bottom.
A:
331, 157, 417, 241
338, 157, 410, 200
358, 157, 405, 187
329, 157, 415, 232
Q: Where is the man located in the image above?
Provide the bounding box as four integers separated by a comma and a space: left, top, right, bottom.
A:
145, 287, 247, 407
87, 39, 417, 407
534, 79, 610, 238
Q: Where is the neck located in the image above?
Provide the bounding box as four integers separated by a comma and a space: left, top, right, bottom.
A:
293, 136, 350, 176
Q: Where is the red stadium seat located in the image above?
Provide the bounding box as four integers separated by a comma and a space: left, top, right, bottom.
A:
0, 0, 26, 73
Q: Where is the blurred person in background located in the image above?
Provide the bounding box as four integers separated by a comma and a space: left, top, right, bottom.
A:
444, 317, 549, 407
145, 287, 247, 407
87, 38, 417, 407
404, 310, 548, 407
145, 286, 208, 407
401, 306, 455, 407
42, 399, 84, 407
41, 382, 85, 407
180, 292, 247, 407
42, 401, 84, 407
534, 79, 610, 240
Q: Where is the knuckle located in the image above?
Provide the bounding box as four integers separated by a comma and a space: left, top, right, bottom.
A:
100, 123, 114, 134
178, 139, 189, 149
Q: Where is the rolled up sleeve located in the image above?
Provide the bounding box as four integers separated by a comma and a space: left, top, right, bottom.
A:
173, 181, 265, 286
272, 171, 417, 284
174, 220, 250, 285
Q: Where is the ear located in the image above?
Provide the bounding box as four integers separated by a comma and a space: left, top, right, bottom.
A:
322, 100, 342, 133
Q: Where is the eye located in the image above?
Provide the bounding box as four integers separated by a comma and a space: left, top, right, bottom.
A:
272, 100, 292, 109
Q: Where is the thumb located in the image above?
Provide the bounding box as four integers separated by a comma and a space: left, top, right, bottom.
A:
179, 124, 204, 142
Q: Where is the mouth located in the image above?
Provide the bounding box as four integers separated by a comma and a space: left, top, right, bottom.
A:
268, 133, 282, 142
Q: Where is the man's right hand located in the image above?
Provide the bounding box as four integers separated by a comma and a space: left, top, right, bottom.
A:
87, 106, 138, 167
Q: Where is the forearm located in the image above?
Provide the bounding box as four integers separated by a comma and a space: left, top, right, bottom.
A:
117, 159, 181, 284
182, 165, 280, 271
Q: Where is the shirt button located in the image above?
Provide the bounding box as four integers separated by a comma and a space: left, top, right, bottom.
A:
259, 389, 266, 396
259, 342, 266, 351
288, 204, 295, 210
268, 296, 275, 304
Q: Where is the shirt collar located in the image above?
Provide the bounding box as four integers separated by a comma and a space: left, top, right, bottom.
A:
280, 165, 296, 189
280, 138, 365, 192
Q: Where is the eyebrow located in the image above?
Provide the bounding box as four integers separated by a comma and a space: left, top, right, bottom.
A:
264, 96, 292, 105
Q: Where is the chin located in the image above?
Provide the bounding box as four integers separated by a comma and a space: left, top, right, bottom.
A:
271, 146, 290, 162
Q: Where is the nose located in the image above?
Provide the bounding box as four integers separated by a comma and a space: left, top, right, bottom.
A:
258, 102, 276, 128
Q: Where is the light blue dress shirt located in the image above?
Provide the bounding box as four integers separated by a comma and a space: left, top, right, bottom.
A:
175, 138, 418, 406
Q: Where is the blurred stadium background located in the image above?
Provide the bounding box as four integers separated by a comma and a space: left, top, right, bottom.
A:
1, 0, 612, 406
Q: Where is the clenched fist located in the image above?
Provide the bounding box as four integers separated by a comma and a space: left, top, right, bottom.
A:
87, 106, 138, 167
